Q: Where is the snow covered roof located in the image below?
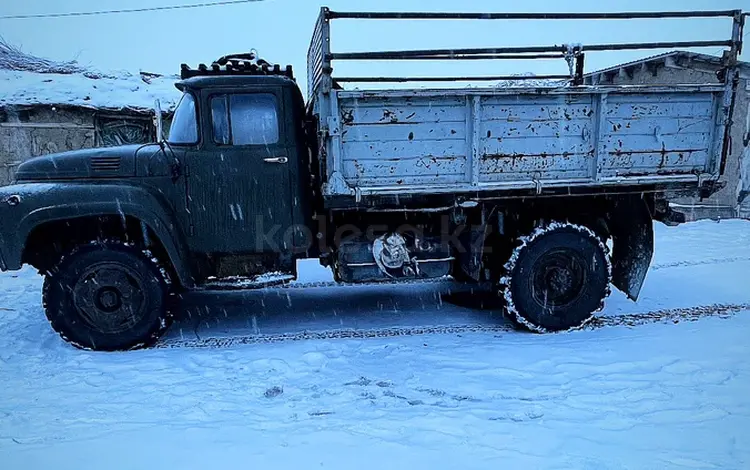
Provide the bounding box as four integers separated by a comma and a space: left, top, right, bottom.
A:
0, 69, 182, 112
0, 40, 181, 112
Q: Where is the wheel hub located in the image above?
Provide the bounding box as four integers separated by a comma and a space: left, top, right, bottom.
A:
96, 287, 122, 313
532, 249, 586, 309
546, 266, 574, 295
72, 263, 146, 334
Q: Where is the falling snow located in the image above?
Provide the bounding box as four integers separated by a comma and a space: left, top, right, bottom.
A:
0, 220, 749, 469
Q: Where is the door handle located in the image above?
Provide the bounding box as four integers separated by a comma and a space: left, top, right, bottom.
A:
263, 156, 288, 164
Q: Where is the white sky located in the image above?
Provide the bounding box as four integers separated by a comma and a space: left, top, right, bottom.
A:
1, 0, 747, 96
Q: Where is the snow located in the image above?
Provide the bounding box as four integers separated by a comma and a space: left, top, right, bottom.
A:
0, 69, 181, 112
1, 219, 749, 469
493, 75, 568, 89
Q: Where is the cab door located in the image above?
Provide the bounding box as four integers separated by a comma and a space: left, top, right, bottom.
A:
184, 87, 295, 264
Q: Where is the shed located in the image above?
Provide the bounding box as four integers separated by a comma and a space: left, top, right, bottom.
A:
0, 44, 180, 185
584, 51, 750, 220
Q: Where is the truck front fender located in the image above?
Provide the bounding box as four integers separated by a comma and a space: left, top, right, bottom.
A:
0, 183, 193, 287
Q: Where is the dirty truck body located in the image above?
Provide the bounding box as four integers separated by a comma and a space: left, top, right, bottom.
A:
0, 8, 745, 350
323, 86, 727, 198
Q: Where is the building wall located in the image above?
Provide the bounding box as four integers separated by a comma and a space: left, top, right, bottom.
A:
0, 106, 95, 185
588, 62, 750, 217
0, 105, 165, 185
738, 81, 750, 218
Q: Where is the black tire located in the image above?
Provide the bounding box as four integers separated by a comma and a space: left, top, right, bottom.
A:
501, 222, 611, 332
43, 241, 173, 351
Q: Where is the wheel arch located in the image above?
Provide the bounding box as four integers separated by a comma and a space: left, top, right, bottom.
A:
468, 194, 654, 300
17, 185, 193, 288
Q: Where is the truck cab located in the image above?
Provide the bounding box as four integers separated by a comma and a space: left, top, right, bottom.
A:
0, 61, 322, 351
163, 72, 315, 281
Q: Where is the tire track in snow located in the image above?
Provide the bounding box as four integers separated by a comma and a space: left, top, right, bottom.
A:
166, 256, 750, 349
587, 303, 750, 328
650, 256, 750, 271
156, 302, 750, 350
157, 324, 516, 349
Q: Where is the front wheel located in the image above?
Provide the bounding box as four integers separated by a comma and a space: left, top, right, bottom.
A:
43, 242, 173, 351
501, 222, 611, 332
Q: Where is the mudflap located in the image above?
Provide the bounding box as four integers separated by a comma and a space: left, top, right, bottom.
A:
609, 197, 654, 301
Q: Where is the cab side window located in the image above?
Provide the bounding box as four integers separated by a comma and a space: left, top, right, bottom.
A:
210, 93, 279, 146
211, 96, 230, 145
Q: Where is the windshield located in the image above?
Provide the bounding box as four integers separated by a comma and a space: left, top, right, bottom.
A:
168, 92, 198, 144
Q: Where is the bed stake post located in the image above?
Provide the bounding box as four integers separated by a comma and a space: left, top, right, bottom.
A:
574, 53, 585, 86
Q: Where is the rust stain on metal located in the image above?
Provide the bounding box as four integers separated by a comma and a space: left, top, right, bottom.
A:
373, 156, 458, 163
380, 109, 399, 123
368, 121, 415, 126
353, 159, 364, 176
608, 148, 703, 156
618, 168, 690, 177
483, 152, 583, 159
659, 142, 668, 168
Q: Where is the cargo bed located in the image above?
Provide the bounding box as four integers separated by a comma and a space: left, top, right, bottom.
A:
307, 8, 744, 201
322, 84, 727, 197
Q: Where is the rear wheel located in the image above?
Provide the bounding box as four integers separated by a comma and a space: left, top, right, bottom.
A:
43, 241, 173, 351
501, 222, 611, 332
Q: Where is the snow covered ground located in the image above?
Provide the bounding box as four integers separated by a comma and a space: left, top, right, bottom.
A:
0, 219, 749, 469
